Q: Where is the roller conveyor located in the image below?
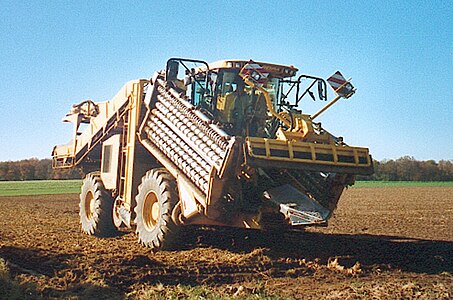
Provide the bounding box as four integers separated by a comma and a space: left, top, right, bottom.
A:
139, 78, 236, 196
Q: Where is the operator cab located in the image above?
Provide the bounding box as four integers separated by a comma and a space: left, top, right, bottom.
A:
165, 59, 330, 138
197, 60, 298, 137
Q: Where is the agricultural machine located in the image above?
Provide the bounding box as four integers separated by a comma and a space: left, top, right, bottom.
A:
52, 58, 373, 250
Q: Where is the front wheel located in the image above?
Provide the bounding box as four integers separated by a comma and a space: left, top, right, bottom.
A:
79, 173, 116, 237
134, 169, 179, 251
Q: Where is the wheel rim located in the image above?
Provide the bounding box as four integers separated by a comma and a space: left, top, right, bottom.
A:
143, 191, 159, 231
113, 200, 123, 227
84, 191, 95, 219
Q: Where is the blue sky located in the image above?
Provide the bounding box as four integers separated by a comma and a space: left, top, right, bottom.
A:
0, 0, 451, 161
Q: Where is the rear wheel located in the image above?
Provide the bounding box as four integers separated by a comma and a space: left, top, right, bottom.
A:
134, 169, 179, 251
79, 173, 116, 237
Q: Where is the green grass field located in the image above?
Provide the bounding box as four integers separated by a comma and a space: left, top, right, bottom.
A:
0, 180, 452, 197
352, 181, 453, 188
0, 180, 82, 196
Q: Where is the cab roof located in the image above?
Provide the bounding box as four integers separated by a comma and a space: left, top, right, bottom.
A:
198, 60, 298, 78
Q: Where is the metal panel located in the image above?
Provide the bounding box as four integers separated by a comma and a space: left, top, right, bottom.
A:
246, 137, 373, 175
101, 134, 121, 190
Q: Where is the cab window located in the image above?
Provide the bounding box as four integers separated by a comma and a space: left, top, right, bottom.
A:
192, 80, 206, 106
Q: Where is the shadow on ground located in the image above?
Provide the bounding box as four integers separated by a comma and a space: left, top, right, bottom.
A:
180, 226, 453, 275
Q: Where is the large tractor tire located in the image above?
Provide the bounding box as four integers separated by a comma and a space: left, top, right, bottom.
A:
134, 168, 179, 251
79, 173, 116, 237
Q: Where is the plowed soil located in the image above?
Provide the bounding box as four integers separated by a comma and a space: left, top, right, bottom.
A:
1, 187, 452, 299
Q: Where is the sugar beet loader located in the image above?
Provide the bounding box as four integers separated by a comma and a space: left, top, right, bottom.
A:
52, 58, 373, 251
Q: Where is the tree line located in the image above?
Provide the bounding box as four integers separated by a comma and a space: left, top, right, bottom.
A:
361, 156, 453, 181
0, 156, 452, 181
0, 158, 83, 181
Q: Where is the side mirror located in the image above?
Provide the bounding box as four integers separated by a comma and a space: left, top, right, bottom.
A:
318, 80, 326, 101
166, 60, 179, 81
296, 75, 328, 105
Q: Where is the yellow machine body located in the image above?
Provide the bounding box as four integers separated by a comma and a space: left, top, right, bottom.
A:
52, 58, 373, 249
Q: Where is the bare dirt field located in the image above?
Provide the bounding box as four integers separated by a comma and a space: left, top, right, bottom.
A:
1, 187, 452, 299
